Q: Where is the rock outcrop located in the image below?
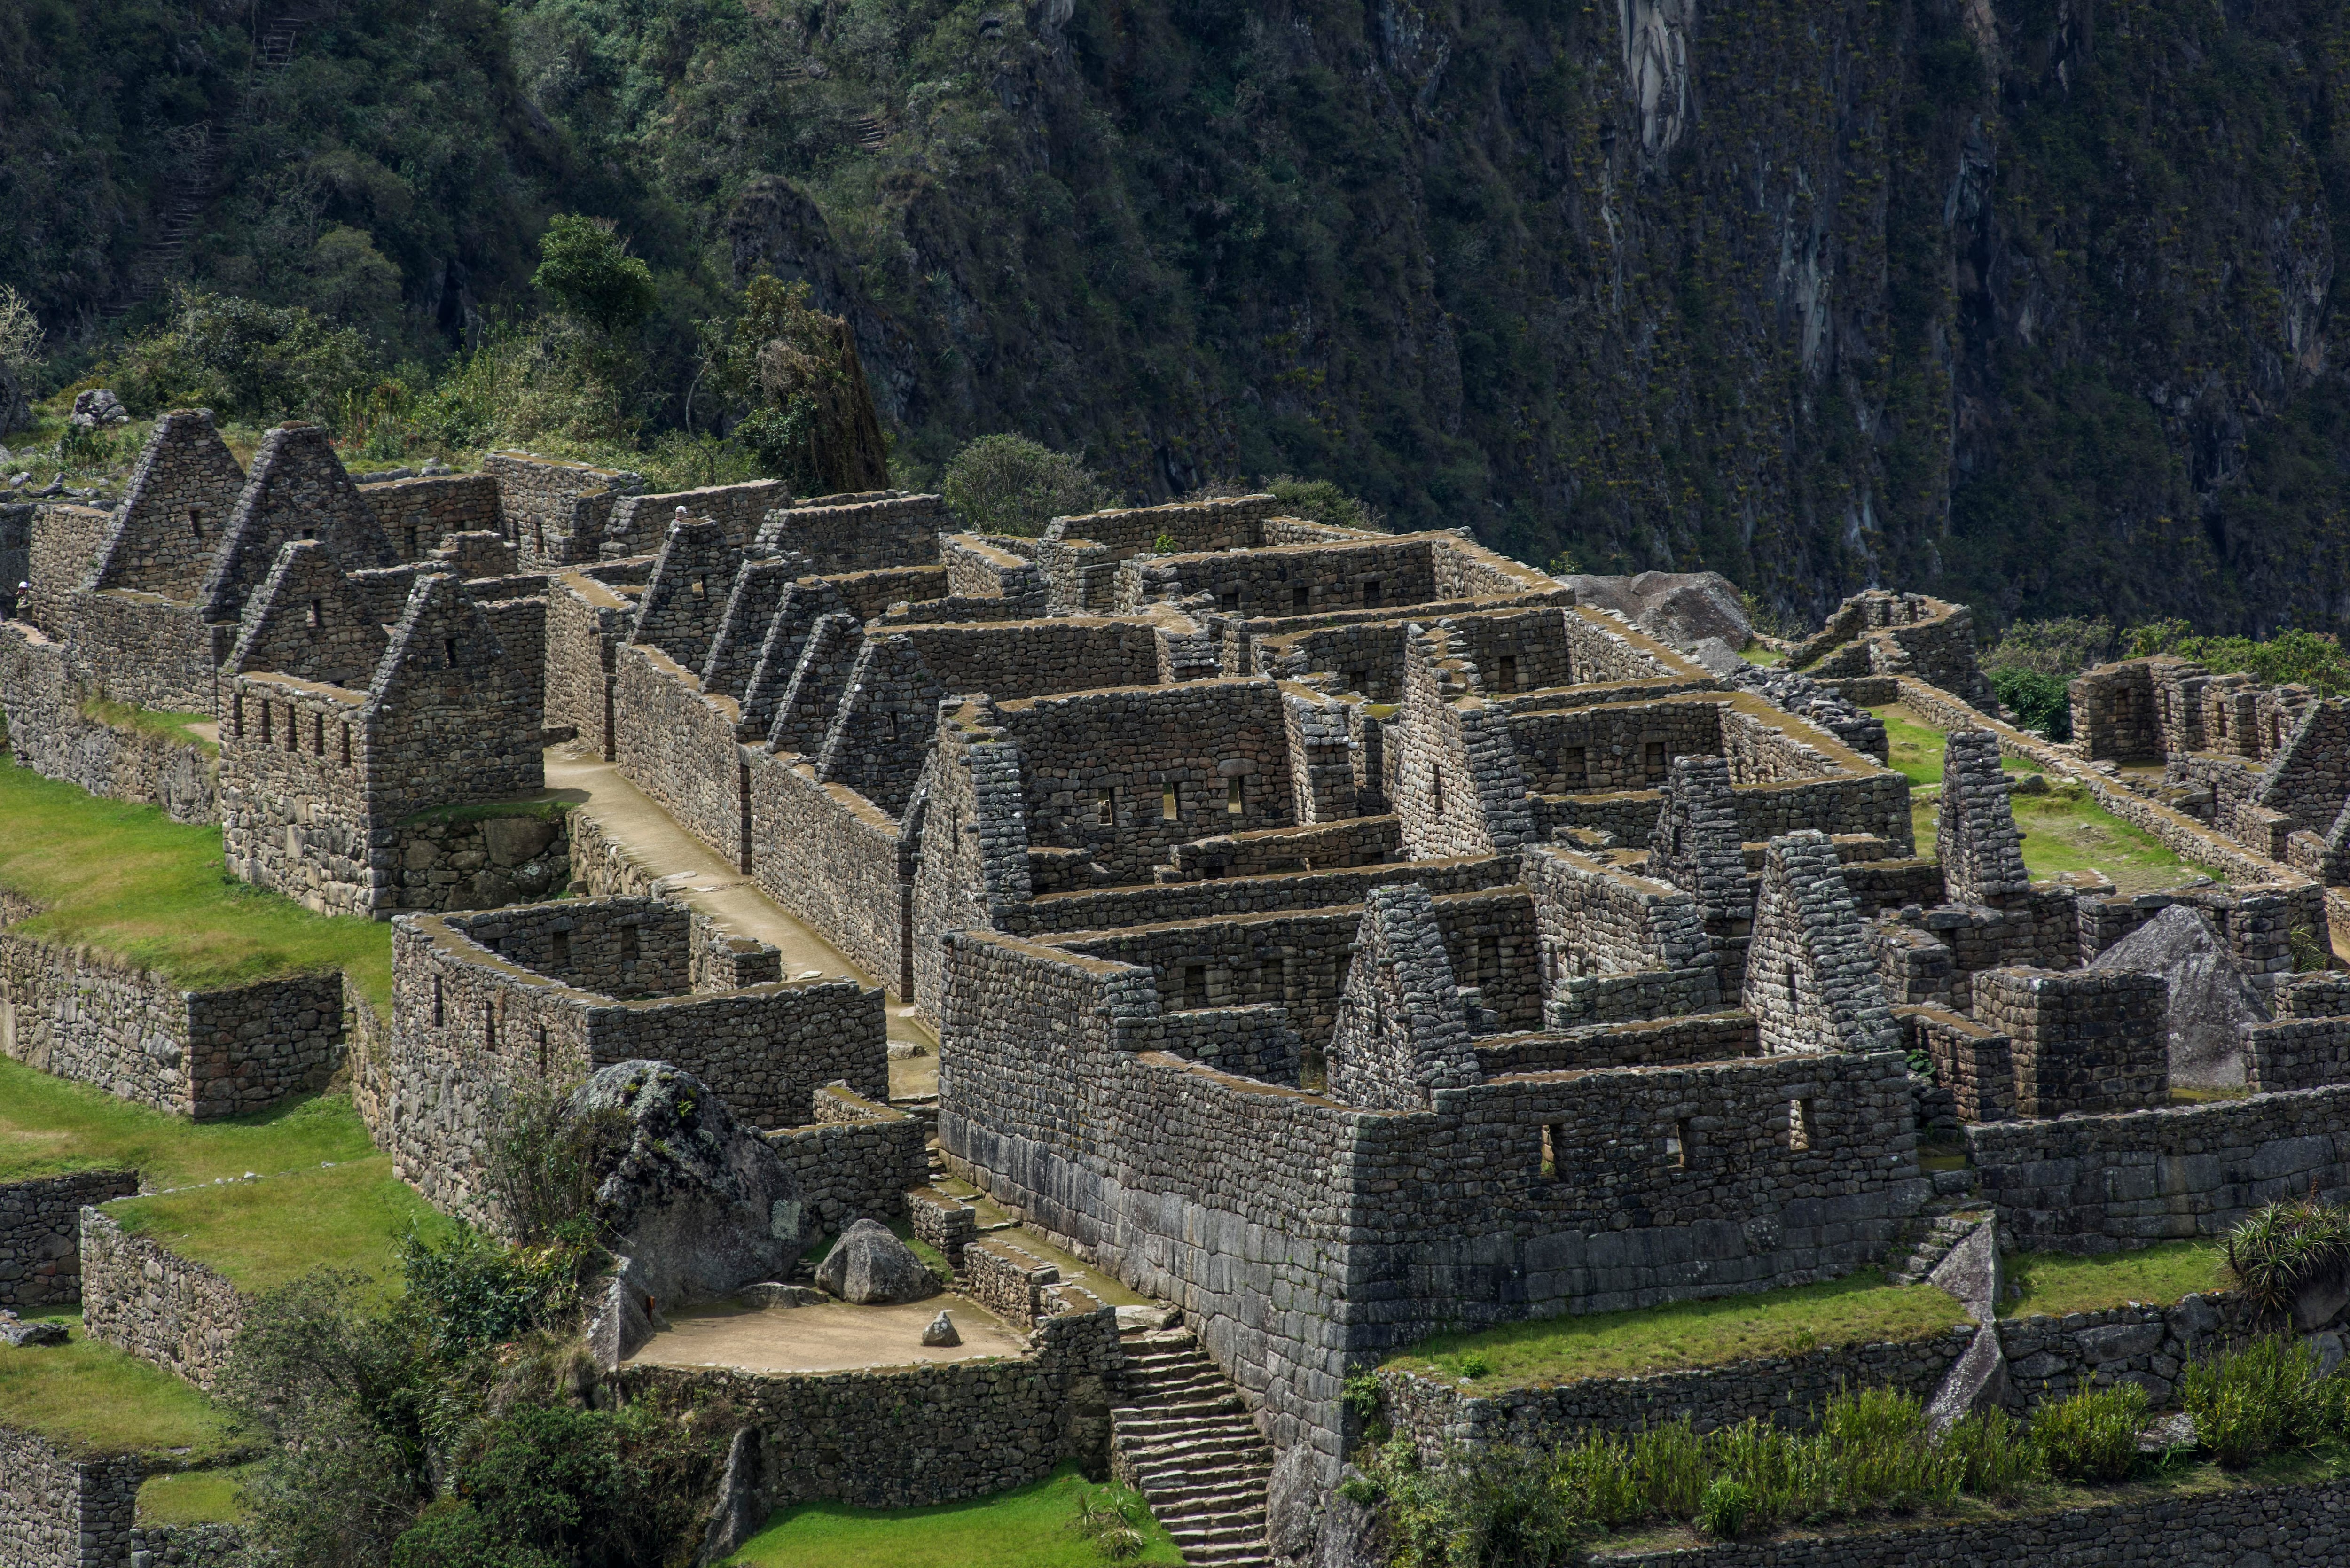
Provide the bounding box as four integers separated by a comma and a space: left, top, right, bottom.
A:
2090, 905, 2265, 1091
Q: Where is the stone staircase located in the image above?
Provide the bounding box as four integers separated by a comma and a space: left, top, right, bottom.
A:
1887, 1169, 1993, 1287
1112, 1326, 1274, 1568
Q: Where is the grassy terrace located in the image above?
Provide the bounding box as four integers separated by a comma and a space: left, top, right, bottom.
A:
109, 1155, 450, 1296
0, 1311, 240, 1462
0, 1056, 375, 1186
1872, 706, 2218, 896
0, 757, 394, 1012
2001, 1241, 2228, 1320
1384, 1271, 1971, 1390
77, 696, 219, 756
138, 1463, 258, 1526
723, 1464, 1181, 1567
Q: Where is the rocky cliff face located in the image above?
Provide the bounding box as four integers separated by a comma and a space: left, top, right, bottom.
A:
16, 0, 2348, 632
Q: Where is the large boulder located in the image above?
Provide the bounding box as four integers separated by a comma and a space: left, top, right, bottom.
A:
572, 1061, 810, 1309
1565, 570, 1751, 651
815, 1217, 939, 1304
2090, 905, 2265, 1089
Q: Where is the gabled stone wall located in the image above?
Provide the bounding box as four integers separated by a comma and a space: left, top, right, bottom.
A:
87, 410, 246, 599
485, 451, 639, 569
359, 471, 503, 561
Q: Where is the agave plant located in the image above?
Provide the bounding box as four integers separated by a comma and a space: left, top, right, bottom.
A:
2223, 1198, 2350, 1316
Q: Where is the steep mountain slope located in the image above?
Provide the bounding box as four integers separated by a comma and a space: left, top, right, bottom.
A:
10, 0, 2349, 631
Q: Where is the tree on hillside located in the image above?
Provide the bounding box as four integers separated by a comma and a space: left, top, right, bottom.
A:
940, 433, 1111, 535
114, 288, 373, 429
699, 276, 890, 498
0, 286, 45, 434
531, 217, 658, 340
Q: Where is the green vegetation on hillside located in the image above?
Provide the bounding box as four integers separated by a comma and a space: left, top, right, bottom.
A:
0, 1312, 241, 1461
109, 1156, 452, 1295
2001, 1242, 2227, 1321
1384, 1271, 1969, 1390
0, 1056, 371, 1185
2123, 622, 2350, 696
0, 756, 392, 1011
723, 1464, 1181, 1568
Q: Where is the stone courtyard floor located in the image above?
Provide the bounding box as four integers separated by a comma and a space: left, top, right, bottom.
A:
623, 1294, 1026, 1373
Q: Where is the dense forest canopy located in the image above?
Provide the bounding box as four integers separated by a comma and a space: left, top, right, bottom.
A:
5, 0, 2349, 633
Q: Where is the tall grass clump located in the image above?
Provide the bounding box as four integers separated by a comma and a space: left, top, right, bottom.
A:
2180, 1335, 2334, 1467
2030, 1383, 2147, 1484
2222, 1199, 2350, 1316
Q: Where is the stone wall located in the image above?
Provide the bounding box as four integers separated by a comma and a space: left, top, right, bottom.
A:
605, 479, 792, 557
79, 1210, 247, 1391
1895, 1005, 2015, 1123
1997, 1291, 2261, 1412
2245, 1014, 2350, 1092
617, 1287, 1121, 1510
746, 749, 912, 998
1974, 967, 2168, 1117
359, 472, 502, 560
543, 566, 639, 756
1378, 1324, 1976, 1457
0, 1425, 143, 1568
1968, 1084, 2350, 1251
763, 1086, 930, 1231
0, 1170, 139, 1309
1473, 1011, 1757, 1074
0, 624, 218, 822
22, 502, 112, 634
0, 931, 343, 1120
753, 492, 947, 571
612, 643, 748, 870
484, 451, 639, 569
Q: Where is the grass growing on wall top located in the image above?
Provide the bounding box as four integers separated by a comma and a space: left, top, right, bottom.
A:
108, 1155, 452, 1296
721, 1464, 1182, 1567
1383, 1270, 1971, 1390
0, 1058, 374, 1185
0, 756, 393, 1011
138, 1463, 259, 1526
0, 1312, 241, 1461
76, 695, 219, 756
2001, 1242, 2228, 1321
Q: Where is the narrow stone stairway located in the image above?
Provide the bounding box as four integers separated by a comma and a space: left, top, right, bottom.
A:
1112, 1325, 1274, 1568
1887, 1168, 1993, 1287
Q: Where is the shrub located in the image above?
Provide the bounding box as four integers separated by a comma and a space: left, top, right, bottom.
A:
940, 433, 1112, 535
1264, 474, 1384, 532
115, 287, 376, 429
487, 1084, 630, 1246
2031, 1382, 2147, 1484
2223, 1199, 2350, 1316
1989, 667, 2074, 740
1985, 616, 2115, 677
1067, 1494, 1147, 1561
2180, 1335, 2325, 1468
699, 276, 889, 495
0, 283, 44, 433
1938, 1408, 2039, 1498
532, 216, 657, 339
400, 1224, 592, 1356
1695, 1476, 1755, 1539
2123, 621, 2350, 696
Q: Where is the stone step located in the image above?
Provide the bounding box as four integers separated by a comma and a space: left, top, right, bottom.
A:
1138, 1474, 1272, 1508
1124, 1433, 1270, 1465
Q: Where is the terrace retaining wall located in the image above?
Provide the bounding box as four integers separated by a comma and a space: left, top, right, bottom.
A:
78, 1210, 247, 1392
0, 1170, 140, 1310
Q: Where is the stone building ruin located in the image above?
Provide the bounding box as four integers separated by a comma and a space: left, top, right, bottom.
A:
15, 416, 2350, 1565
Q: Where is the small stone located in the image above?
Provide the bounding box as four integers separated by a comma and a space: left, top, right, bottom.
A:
0, 1311, 69, 1348
921, 1309, 961, 1346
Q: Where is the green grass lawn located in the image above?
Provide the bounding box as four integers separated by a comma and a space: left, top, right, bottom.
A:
1876, 706, 2217, 894
2001, 1241, 2228, 1320
138, 1463, 258, 1525
722, 1464, 1182, 1568
0, 757, 393, 1013
1384, 1271, 1971, 1390
108, 1155, 451, 1295
1741, 647, 1786, 667
0, 1312, 241, 1461
0, 1055, 374, 1185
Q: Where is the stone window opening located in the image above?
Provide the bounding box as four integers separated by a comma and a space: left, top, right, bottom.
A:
619, 925, 640, 963
258, 700, 270, 745
550, 930, 570, 969
1181, 963, 1208, 1009
692, 573, 708, 600
284, 708, 300, 753
1540, 1124, 1562, 1180
1431, 765, 1445, 815
535, 1025, 549, 1077
485, 1002, 497, 1051
1665, 1119, 1692, 1169
1563, 746, 1587, 790
1478, 934, 1501, 979
1227, 777, 1244, 817
1219, 589, 1241, 615
533, 518, 547, 557
431, 976, 445, 1027
1346, 667, 1368, 693
1162, 784, 1179, 821
1497, 655, 1518, 691
312, 713, 325, 756
232, 695, 245, 739
1096, 788, 1115, 826
1645, 741, 1667, 780
1789, 1098, 1815, 1152
340, 723, 351, 765
1292, 585, 1310, 614
444, 637, 459, 667
1362, 578, 1383, 609
300, 526, 316, 541
404, 524, 420, 558
189, 507, 204, 539
307, 597, 323, 630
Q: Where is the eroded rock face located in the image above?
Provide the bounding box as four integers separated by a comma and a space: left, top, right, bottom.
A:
573, 1060, 810, 1308
2090, 905, 2265, 1090
815, 1217, 938, 1304
1567, 570, 1751, 651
